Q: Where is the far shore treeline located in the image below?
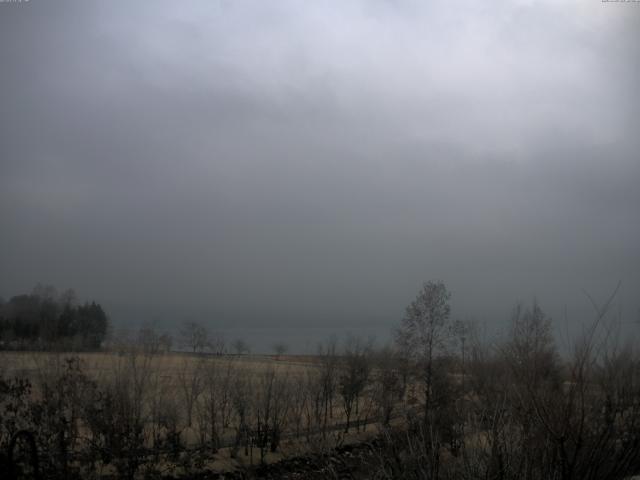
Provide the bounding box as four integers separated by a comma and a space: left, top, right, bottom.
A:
0, 284, 108, 350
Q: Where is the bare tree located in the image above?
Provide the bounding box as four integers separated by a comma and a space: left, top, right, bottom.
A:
197, 359, 221, 451
252, 367, 291, 462
502, 286, 640, 480
230, 375, 252, 459
505, 300, 559, 389
371, 346, 405, 427
439, 287, 640, 480
180, 320, 209, 353
289, 373, 309, 438
317, 337, 339, 436
195, 357, 236, 453
176, 356, 205, 428
158, 332, 173, 353
304, 368, 324, 440
210, 332, 226, 356
147, 360, 177, 455
232, 338, 250, 355
392, 281, 456, 478
272, 342, 288, 360
339, 336, 372, 432
136, 325, 161, 355
84, 349, 155, 479
396, 281, 452, 425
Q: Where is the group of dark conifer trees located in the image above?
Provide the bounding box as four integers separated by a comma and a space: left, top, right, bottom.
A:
0, 285, 108, 350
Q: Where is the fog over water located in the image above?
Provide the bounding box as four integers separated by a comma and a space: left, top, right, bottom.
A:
1, 0, 639, 352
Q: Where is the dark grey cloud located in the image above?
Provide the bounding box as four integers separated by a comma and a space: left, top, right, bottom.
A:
1, 0, 639, 351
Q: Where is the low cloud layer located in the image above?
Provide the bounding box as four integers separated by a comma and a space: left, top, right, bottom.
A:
1, 0, 639, 349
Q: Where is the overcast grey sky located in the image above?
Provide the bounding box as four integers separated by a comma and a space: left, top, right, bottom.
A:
1, 0, 639, 350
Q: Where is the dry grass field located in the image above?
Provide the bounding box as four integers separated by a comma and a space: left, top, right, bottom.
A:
0, 351, 313, 384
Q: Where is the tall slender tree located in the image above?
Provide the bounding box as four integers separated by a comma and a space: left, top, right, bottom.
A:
396, 281, 452, 425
